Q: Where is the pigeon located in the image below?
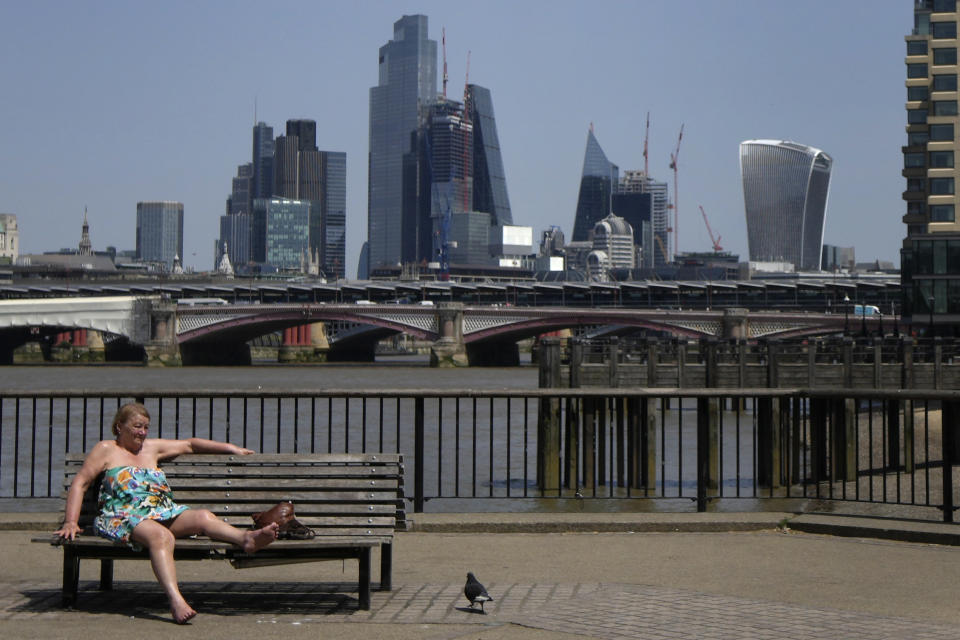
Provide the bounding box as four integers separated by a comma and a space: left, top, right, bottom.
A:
464, 572, 493, 613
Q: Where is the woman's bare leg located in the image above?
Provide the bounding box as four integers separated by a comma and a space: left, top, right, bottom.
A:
168, 509, 278, 552
130, 519, 196, 624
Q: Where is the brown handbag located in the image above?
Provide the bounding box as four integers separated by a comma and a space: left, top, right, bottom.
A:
251, 501, 315, 540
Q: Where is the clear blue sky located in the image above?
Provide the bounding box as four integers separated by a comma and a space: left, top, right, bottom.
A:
0, 0, 909, 274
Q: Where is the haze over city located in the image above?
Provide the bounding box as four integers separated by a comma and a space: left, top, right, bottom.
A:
0, 1, 909, 274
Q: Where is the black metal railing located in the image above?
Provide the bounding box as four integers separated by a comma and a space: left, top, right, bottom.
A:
0, 388, 957, 523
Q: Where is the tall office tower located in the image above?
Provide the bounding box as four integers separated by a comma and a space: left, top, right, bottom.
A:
739, 140, 832, 271
252, 122, 275, 201
287, 119, 318, 151
423, 97, 474, 264
136, 201, 183, 271
368, 14, 437, 271
320, 151, 346, 279
902, 0, 960, 332
0, 213, 18, 262
467, 84, 512, 226
252, 198, 310, 270
219, 212, 251, 266
587, 213, 635, 280
572, 127, 619, 242
227, 163, 253, 215
619, 169, 669, 267
272, 135, 300, 198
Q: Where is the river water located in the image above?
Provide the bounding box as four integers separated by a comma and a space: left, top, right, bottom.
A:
0, 355, 540, 393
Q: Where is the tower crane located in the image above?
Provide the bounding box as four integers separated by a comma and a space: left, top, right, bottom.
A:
667, 124, 683, 261
698, 205, 723, 252
441, 28, 448, 98
642, 112, 650, 176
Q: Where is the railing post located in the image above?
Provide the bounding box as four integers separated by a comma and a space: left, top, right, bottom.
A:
886, 398, 901, 471
830, 397, 856, 482
809, 397, 828, 484
942, 400, 959, 523
646, 339, 658, 387
934, 338, 943, 390
696, 396, 719, 510
414, 396, 425, 513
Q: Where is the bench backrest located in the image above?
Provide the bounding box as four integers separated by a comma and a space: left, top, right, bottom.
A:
64, 453, 406, 537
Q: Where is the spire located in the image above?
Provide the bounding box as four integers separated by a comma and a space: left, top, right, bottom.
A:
78, 206, 92, 256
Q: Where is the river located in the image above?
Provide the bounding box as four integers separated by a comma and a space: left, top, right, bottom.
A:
0, 355, 540, 393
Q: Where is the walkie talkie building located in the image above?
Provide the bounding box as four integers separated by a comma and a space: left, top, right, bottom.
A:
740, 140, 832, 271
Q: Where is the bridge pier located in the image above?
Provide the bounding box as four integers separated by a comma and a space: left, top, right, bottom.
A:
140, 299, 182, 367
279, 323, 329, 363
430, 303, 468, 368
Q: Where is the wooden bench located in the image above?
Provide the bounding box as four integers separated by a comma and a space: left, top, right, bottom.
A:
34, 453, 406, 610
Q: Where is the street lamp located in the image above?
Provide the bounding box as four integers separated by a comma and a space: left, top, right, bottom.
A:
891, 301, 899, 337
843, 295, 850, 336
928, 294, 935, 337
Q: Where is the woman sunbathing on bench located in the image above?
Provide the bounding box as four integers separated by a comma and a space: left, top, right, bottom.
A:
53, 402, 279, 624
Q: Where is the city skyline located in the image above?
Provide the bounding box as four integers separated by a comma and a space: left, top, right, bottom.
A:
0, 1, 908, 274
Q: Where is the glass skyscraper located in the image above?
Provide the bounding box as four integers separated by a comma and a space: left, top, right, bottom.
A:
368, 14, 437, 272
739, 140, 832, 271
572, 128, 619, 242
254, 198, 310, 270
136, 201, 184, 271
321, 151, 346, 279
252, 122, 274, 201
468, 84, 512, 227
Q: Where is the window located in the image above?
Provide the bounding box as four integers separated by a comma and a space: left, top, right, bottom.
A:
909, 201, 927, 214
949, 240, 960, 272
935, 48, 959, 65
909, 131, 931, 145
933, 22, 958, 39
908, 40, 929, 55
934, 100, 959, 115
908, 178, 926, 192
908, 63, 929, 78
931, 177, 955, 194
931, 204, 956, 221
908, 224, 928, 236
909, 108, 928, 123
935, 239, 949, 274
931, 150, 955, 167
909, 86, 930, 101
935, 0, 957, 12
916, 241, 934, 274
905, 152, 926, 167
933, 74, 958, 90
930, 123, 955, 140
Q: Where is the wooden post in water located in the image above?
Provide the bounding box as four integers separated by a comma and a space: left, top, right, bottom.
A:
630, 397, 658, 491
886, 398, 901, 471
564, 340, 582, 489
646, 339, 658, 387
830, 397, 857, 482
756, 397, 781, 488
809, 398, 828, 483
941, 400, 960, 523
702, 339, 720, 494
537, 339, 562, 491
582, 396, 597, 494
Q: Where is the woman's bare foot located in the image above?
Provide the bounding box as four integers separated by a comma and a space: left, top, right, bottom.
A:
242, 522, 279, 553
171, 597, 197, 624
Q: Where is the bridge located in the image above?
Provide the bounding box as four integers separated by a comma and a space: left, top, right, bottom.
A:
0, 296, 891, 366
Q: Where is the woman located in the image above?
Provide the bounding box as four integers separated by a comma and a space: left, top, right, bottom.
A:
53, 402, 279, 624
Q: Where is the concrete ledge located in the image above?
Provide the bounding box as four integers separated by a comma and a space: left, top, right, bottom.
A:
407, 512, 792, 533
788, 513, 960, 546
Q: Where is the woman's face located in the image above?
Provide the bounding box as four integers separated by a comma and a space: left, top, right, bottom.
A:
119, 412, 150, 445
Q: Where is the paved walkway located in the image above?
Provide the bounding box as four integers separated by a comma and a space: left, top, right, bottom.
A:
2, 512, 959, 639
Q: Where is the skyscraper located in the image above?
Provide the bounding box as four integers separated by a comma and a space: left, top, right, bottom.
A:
136, 201, 183, 270
368, 14, 437, 271
252, 122, 274, 201
467, 84, 512, 227
902, 0, 960, 333
618, 169, 669, 267
739, 140, 832, 271
320, 151, 346, 279
572, 127, 619, 242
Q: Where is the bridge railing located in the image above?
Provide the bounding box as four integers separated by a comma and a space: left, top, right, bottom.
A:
0, 388, 957, 522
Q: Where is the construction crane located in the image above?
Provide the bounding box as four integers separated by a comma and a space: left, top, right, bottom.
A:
654, 234, 670, 265
642, 112, 650, 175
441, 28, 448, 98
698, 205, 723, 252
667, 124, 683, 261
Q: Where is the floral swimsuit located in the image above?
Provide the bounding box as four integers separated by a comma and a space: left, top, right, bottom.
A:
93, 466, 188, 549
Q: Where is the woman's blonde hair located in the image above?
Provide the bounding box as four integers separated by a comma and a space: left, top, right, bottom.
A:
111, 402, 150, 436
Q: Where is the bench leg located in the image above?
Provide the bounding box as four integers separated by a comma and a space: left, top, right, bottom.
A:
358, 548, 371, 610
62, 548, 79, 608
379, 543, 393, 591
99, 559, 114, 591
